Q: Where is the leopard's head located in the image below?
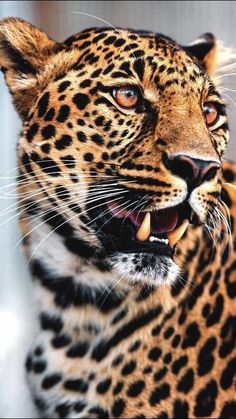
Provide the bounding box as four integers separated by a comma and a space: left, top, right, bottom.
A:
0, 18, 232, 286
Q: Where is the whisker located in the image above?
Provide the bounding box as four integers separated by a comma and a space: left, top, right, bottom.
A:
12, 190, 127, 254
85, 198, 127, 228
0, 158, 124, 177
10, 191, 127, 236
133, 193, 149, 226
120, 195, 148, 231
220, 86, 236, 94
176, 273, 193, 297
223, 182, 236, 190
24, 193, 130, 269
213, 62, 236, 75
0, 181, 133, 217
221, 92, 236, 108
96, 270, 126, 311
1, 186, 126, 227
94, 198, 140, 236
216, 72, 236, 79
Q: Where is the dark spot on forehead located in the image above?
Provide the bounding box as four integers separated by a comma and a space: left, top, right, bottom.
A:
104, 35, 117, 45
93, 32, 107, 43
114, 38, 126, 47
133, 58, 145, 81
79, 40, 91, 50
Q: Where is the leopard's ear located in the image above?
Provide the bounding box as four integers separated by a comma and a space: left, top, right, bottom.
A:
0, 17, 59, 119
183, 33, 236, 79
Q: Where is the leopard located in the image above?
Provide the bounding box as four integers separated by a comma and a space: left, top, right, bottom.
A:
0, 17, 236, 418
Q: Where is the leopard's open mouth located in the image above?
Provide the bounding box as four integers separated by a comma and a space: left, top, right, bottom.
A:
87, 194, 197, 258
108, 201, 193, 247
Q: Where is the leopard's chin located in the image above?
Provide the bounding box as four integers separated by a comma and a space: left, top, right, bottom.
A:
108, 252, 180, 287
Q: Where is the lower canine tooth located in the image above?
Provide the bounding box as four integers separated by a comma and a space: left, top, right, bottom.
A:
167, 219, 189, 247
136, 212, 151, 241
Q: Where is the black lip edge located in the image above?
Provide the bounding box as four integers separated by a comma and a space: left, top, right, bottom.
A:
116, 244, 174, 257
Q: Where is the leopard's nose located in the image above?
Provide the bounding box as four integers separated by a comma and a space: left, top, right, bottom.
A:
163, 154, 221, 188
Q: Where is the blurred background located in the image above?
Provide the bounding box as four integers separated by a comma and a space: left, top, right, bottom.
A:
0, 1, 236, 417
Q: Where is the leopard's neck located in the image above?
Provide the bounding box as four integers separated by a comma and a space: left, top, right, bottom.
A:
22, 212, 204, 353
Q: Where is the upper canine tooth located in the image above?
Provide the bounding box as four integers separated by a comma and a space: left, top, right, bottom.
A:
167, 219, 189, 247
136, 212, 151, 241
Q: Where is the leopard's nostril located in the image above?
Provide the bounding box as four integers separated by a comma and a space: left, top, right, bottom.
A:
163, 153, 220, 189
200, 162, 222, 182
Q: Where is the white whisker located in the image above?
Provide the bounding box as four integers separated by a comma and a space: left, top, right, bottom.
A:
12, 190, 127, 255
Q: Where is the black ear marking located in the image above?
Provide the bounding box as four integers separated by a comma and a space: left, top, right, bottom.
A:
183, 33, 216, 64
1, 37, 37, 74
0, 17, 59, 119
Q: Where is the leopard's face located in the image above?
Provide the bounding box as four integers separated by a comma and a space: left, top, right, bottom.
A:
1, 23, 229, 286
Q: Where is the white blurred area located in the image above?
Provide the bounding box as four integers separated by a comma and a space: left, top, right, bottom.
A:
0, 1, 236, 417
0, 2, 38, 416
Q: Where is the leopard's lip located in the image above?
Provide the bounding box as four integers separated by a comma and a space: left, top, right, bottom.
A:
107, 201, 192, 247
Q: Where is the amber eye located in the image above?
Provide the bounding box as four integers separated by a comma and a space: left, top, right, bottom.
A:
113, 86, 140, 108
203, 103, 218, 126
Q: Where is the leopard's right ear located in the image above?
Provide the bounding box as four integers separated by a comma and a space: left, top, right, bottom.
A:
0, 17, 59, 118
183, 33, 236, 86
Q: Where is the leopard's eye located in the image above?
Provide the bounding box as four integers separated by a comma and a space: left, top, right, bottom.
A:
203, 102, 218, 126
113, 86, 140, 109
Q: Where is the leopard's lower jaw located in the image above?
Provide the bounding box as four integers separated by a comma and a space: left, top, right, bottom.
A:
29, 218, 179, 291
110, 253, 180, 287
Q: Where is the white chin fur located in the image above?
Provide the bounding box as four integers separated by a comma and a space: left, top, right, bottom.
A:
111, 253, 180, 287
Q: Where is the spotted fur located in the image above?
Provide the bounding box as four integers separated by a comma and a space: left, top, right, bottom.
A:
0, 18, 236, 418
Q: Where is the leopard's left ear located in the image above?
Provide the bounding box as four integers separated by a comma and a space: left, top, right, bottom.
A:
183, 33, 235, 78
0, 17, 59, 118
